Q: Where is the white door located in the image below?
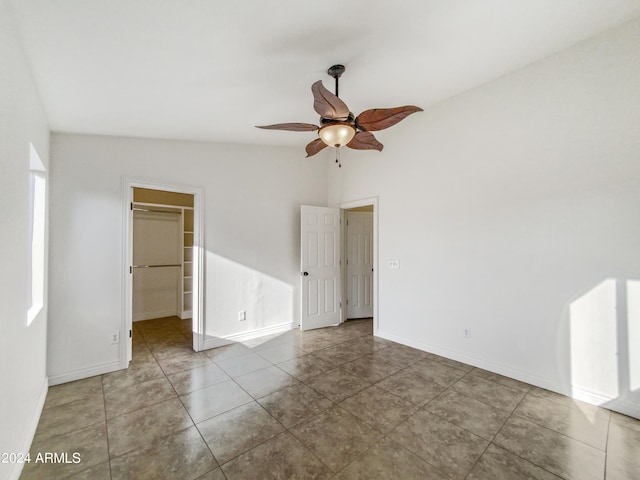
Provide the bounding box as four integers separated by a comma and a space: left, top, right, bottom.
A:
346, 211, 374, 319
300, 206, 341, 331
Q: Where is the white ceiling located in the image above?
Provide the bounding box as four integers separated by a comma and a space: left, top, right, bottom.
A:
8, 0, 640, 146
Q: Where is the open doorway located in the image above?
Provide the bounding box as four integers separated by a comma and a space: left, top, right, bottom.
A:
122, 179, 204, 368
341, 197, 378, 332
344, 206, 374, 320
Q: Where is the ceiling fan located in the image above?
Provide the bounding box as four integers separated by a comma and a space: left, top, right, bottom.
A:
256, 65, 423, 166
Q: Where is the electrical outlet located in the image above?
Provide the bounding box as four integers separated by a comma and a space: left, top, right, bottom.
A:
463, 328, 471, 338
238, 310, 246, 321
110, 331, 120, 344
388, 259, 400, 269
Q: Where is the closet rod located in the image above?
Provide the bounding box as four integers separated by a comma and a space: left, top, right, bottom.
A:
132, 207, 182, 214
132, 264, 181, 268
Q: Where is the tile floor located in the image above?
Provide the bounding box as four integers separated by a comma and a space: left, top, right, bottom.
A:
21, 316, 640, 480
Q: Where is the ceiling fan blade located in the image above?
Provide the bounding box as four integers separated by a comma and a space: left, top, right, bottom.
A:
256, 123, 319, 132
356, 106, 423, 131
312, 81, 350, 121
305, 138, 328, 157
346, 131, 383, 152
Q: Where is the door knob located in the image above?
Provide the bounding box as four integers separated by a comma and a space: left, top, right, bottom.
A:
302, 272, 309, 276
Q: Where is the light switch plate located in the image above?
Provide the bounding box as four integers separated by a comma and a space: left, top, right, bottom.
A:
388, 259, 400, 269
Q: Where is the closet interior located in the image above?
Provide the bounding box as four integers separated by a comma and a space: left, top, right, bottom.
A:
132, 187, 194, 322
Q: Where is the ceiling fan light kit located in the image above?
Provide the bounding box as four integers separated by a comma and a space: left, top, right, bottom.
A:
257, 64, 423, 166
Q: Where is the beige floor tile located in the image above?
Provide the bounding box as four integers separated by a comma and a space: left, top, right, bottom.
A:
65, 461, 112, 480
180, 379, 253, 423
106, 397, 193, 457
197, 401, 285, 464
334, 436, 450, 480
156, 350, 213, 376
426, 389, 511, 440
104, 376, 176, 418
312, 342, 370, 365
44, 376, 103, 409
110, 426, 217, 480
526, 387, 610, 421
451, 374, 526, 412
258, 383, 333, 428
494, 416, 605, 480
304, 368, 371, 403
340, 385, 418, 433
432, 355, 475, 372
204, 343, 253, 362
370, 344, 426, 368
102, 358, 166, 391
215, 352, 272, 377
467, 444, 561, 480
607, 422, 640, 470
340, 353, 403, 383
295, 336, 337, 353
23, 423, 109, 480
34, 395, 105, 441
221, 432, 332, 480
256, 343, 305, 363
610, 411, 640, 433
290, 406, 383, 472
167, 362, 230, 395
276, 353, 334, 380
195, 468, 227, 480
514, 393, 609, 450
390, 409, 489, 480
470, 368, 531, 392
606, 454, 640, 480
234, 365, 299, 398
376, 369, 447, 406
403, 357, 467, 387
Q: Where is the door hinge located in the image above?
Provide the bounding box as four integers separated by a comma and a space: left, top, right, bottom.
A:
129, 330, 132, 338
346, 259, 348, 265
346, 299, 349, 305
130, 202, 133, 211
129, 266, 132, 274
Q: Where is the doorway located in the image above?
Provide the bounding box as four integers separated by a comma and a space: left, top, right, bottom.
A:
122, 179, 204, 368
298, 198, 378, 332
344, 206, 374, 320
341, 197, 378, 332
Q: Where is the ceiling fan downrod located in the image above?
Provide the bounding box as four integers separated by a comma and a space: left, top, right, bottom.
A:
327, 64, 345, 97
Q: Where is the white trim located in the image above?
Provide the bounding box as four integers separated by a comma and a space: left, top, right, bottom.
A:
133, 309, 180, 322
202, 322, 297, 350
48, 361, 121, 386
9, 376, 48, 480
377, 329, 640, 420
340, 197, 379, 333
121, 176, 205, 366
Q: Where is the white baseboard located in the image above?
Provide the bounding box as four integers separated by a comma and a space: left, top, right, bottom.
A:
203, 322, 296, 350
180, 310, 192, 320
376, 329, 640, 420
133, 309, 178, 322
10, 375, 48, 480
48, 360, 121, 386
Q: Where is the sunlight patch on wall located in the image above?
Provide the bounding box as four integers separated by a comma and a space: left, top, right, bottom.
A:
569, 279, 618, 399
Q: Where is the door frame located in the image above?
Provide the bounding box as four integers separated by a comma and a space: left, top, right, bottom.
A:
121, 177, 205, 368
340, 196, 378, 333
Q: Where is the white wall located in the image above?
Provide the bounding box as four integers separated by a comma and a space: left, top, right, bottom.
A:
0, 1, 50, 478
334, 19, 640, 417
48, 134, 328, 383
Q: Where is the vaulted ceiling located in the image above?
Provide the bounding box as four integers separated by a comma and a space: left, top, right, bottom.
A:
8, 0, 640, 146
